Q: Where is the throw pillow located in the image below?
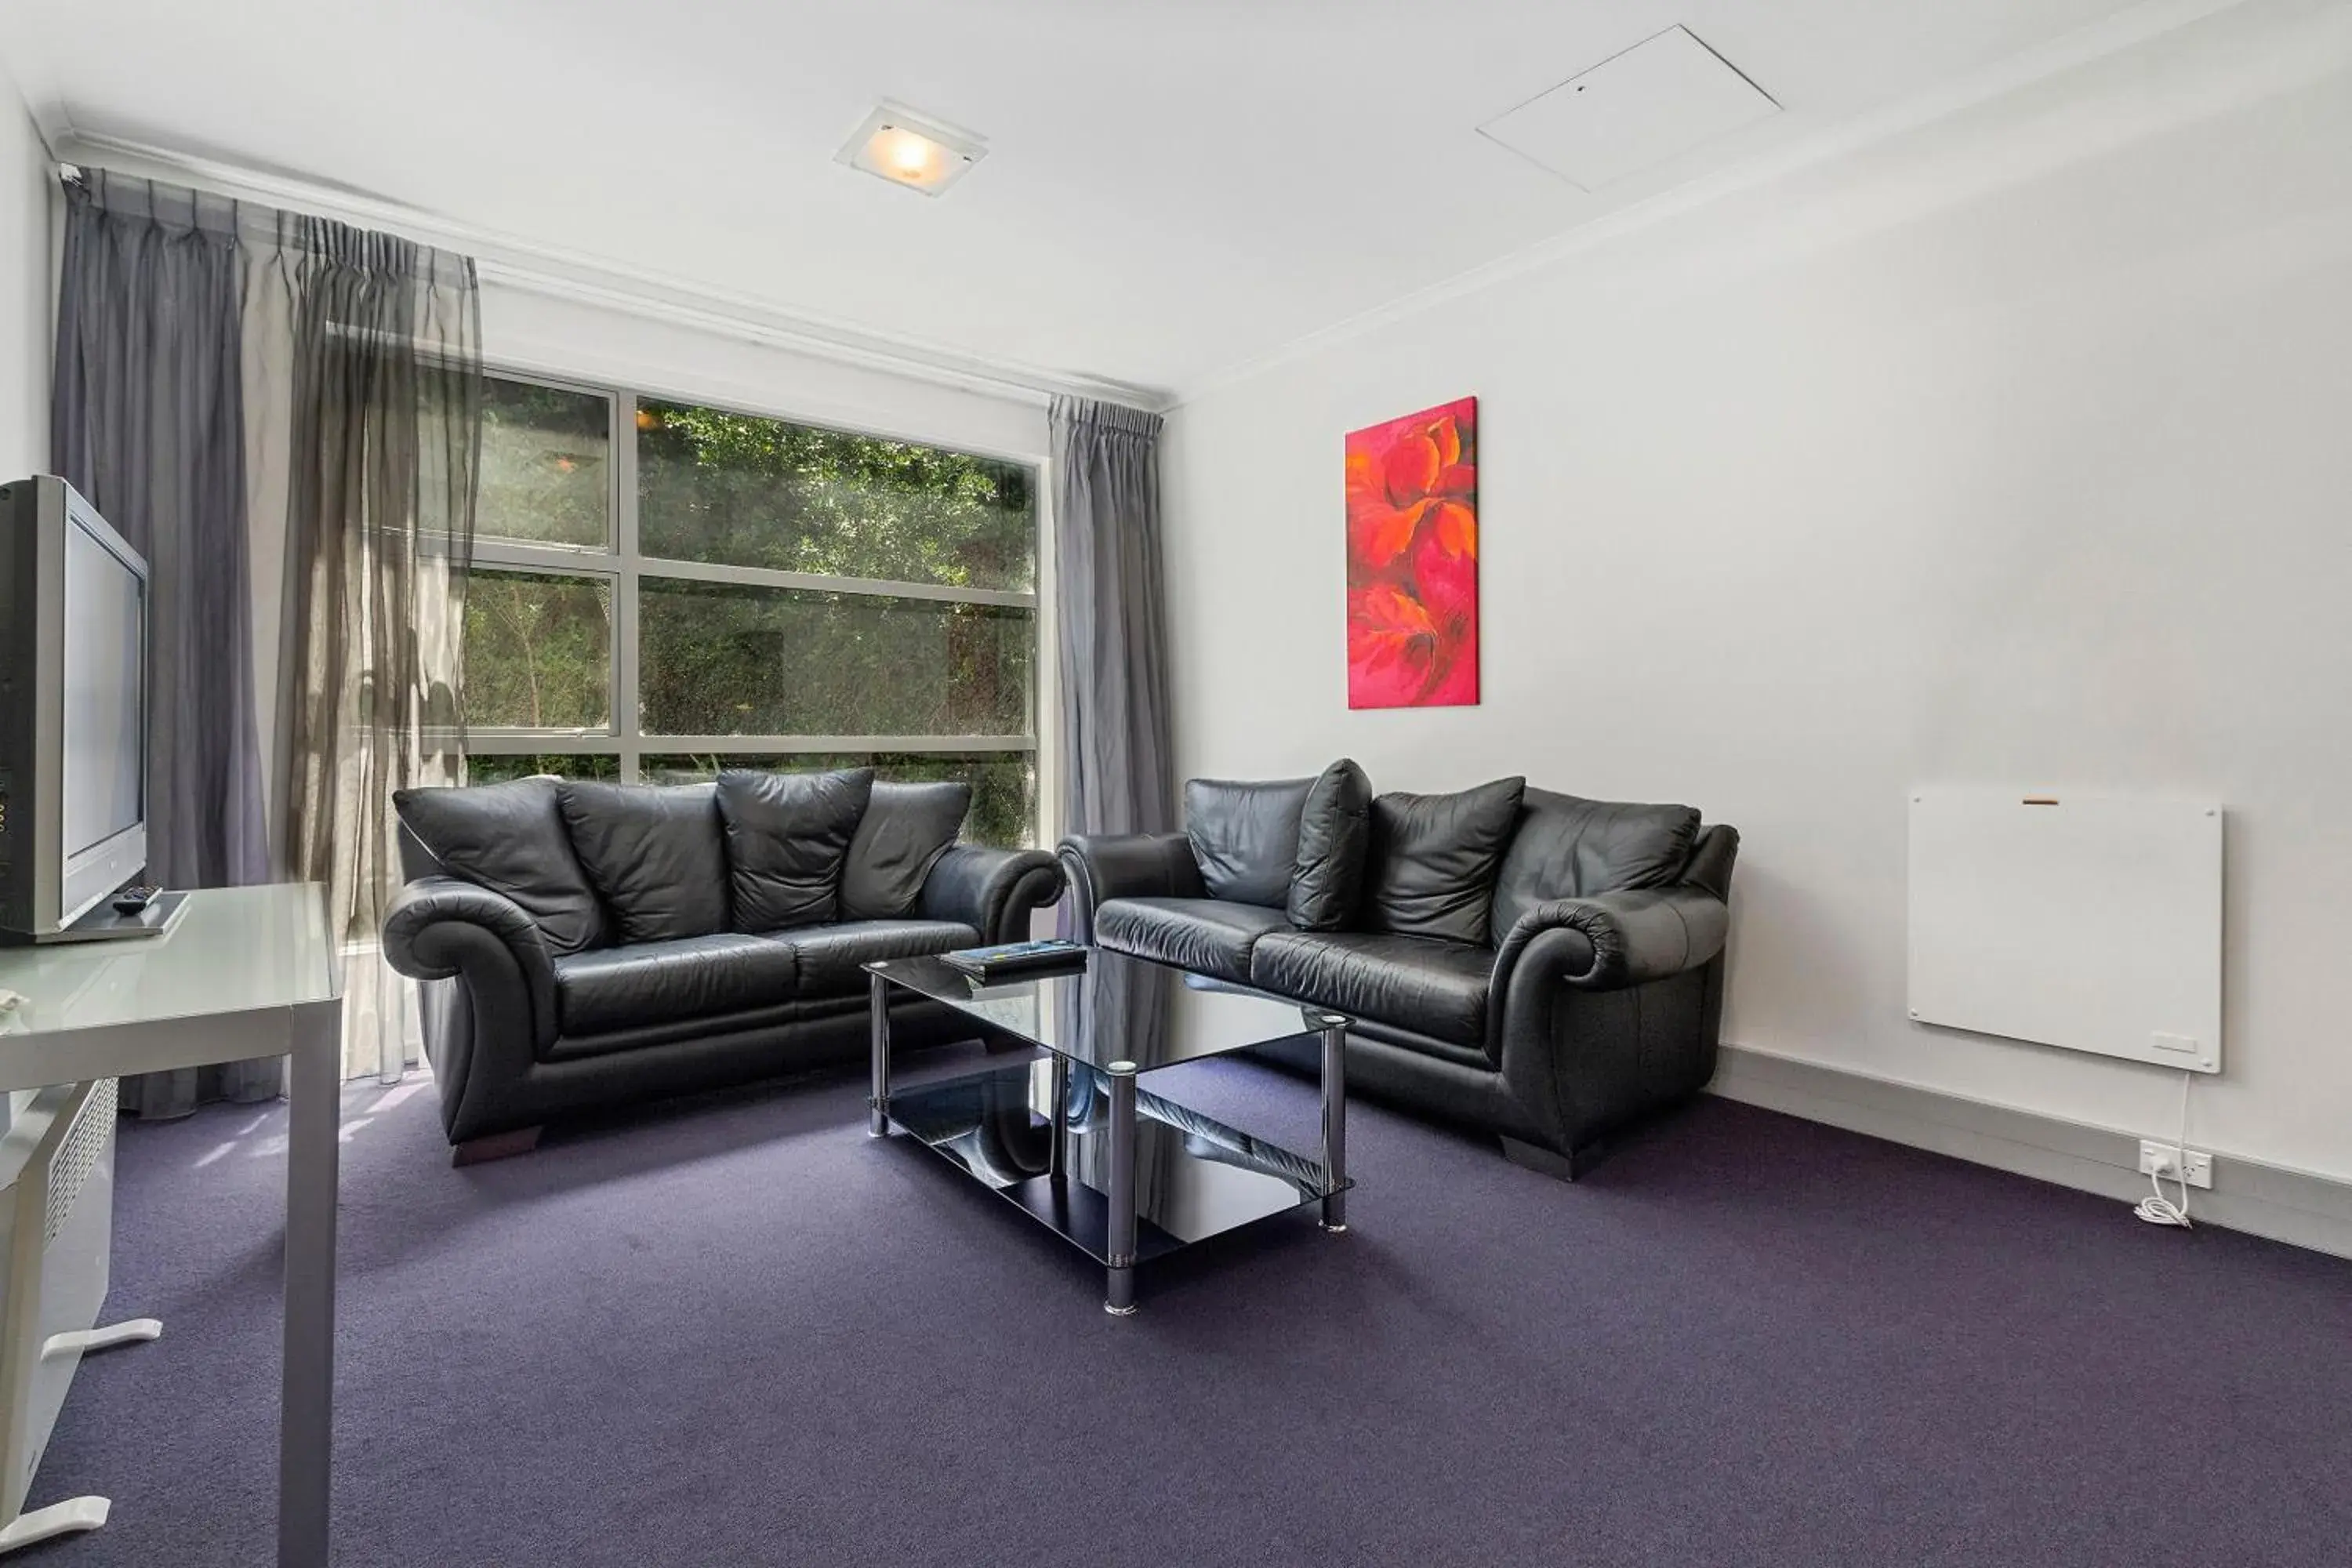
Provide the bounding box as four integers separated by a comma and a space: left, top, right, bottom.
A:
394, 777, 608, 955
1363, 776, 1527, 946
1287, 758, 1372, 931
557, 781, 731, 943
714, 768, 876, 931
1185, 775, 1314, 908
840, 779, 972, 920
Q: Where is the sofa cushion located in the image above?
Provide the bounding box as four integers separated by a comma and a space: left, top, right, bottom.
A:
1096, 896, 1296, 984
553, 933, 800, 1036
1490, 789, 1704, 936
1249, 930, 1494, 1048
716, 768, 875, 931
766, 917, 983, 996
1185, 776, 1312, 907
1363, 777, 1526, 946
1288, 758, 1372, 931
395, 778, 607, 955
558, 781, 730, 943
840, 781, 971, 921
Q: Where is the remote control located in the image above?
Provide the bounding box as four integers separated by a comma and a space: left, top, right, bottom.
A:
112, 885, 161, 916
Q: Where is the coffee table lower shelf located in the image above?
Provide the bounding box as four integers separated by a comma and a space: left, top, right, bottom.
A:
878, 1060, 1348, 1301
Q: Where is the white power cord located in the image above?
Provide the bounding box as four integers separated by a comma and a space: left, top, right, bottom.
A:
2133, 1068, 2195, 1229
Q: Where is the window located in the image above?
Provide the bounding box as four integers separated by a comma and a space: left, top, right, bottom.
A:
462, 375, 1040, 846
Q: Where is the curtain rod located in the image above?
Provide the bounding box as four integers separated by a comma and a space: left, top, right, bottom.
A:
51, 146, 1170, 416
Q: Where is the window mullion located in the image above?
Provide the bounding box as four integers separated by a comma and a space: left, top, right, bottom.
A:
615, 390, 642, 782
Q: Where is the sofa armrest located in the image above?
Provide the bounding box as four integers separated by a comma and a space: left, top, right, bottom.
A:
1492, 886, 1730, 994
382, 875, 559, 1051
1485, 885, 1733, 1162
1054, 833, 1203, 942
919, 846, 1064, 946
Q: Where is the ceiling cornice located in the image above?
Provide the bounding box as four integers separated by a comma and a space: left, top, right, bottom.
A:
53, 126, 1173, 414
1166, 0, 2260, 408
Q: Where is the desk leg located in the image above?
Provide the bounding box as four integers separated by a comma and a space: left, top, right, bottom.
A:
279, 1005, 340, 1567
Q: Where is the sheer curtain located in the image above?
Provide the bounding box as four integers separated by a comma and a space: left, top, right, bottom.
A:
269, 215, 481, 1083
53, 170, 481, 1096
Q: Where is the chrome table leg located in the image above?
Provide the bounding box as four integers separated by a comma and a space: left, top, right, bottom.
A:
868, 970, 891, 1137
1105, 1059, 1138, 1316
1048, 1054, 1071, 1178
1319, 1018, 1348, 1233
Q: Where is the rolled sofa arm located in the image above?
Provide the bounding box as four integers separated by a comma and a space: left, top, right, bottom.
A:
382, 875, 560, 1051
1492, 886, 1730, 994
919, 846, 1064, 945
1054, 833, 1204, 942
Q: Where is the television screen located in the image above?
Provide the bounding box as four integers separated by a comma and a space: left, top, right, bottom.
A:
60, 518, 144, 860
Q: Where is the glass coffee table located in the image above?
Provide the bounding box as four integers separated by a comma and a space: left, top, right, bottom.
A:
865, 948, 1351, 1316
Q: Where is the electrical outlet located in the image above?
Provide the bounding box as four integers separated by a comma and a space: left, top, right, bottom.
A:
2138, 1140, 2214, 1189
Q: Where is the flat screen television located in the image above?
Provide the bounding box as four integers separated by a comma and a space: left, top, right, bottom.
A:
0, 477, 150, 941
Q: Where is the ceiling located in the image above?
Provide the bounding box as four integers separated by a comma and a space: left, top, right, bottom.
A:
1, 0, 2175, 401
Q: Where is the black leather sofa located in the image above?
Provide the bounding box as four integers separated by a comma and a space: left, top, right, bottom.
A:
1059, 764, 1737, 1178
381, 768, 1061, 1160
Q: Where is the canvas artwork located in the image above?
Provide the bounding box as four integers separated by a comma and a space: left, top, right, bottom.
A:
1344, 395, 1479, 708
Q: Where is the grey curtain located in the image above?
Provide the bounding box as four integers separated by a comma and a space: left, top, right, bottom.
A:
52, 170, 481, 1109
1050, 397, 1173, 842
54, 173, 279, 1114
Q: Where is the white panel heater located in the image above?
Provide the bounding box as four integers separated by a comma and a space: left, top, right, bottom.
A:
1907, 790, 2223, 1073
0, 1079, 159, 1554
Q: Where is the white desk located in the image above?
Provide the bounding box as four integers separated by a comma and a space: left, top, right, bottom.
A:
0, 886, 342, 1566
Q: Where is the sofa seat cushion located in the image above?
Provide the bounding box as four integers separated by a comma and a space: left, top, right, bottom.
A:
1096, 897, 1296, 984
767, 919, 982, 997
1249, 930, 1494, 1049
554, 934, 801, 1037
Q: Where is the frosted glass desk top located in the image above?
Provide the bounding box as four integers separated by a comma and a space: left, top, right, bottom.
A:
0, 885, 339, 1040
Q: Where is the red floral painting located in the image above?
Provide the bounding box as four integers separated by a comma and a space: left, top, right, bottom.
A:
1345, 396, 1478, 708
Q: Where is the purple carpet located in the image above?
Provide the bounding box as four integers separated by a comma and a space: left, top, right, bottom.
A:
27, 1049, 2352, 1566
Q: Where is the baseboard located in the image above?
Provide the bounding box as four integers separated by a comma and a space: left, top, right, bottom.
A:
1708, 1044, 2352, 1261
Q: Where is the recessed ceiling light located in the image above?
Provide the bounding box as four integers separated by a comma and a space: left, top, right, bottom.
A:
837, 103, 986, 197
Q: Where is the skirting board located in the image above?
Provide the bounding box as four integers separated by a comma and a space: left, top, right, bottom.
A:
1709, 1044, 2352, 1261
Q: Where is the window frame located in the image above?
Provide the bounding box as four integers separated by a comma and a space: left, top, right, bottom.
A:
459, 366, 1051, 837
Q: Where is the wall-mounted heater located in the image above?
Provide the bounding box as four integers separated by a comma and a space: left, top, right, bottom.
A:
1907, 789, 2223, 1073
0, 1078, 159, 1553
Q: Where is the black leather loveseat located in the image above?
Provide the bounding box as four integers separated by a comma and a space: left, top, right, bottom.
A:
382, 768, 1061, 1160
1059, 764, 1737, 1178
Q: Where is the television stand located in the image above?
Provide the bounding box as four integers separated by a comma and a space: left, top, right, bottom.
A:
36, 891, 189, 946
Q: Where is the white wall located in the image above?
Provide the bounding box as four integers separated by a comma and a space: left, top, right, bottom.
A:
0, 54, 50, 478
1160, 0, 2352, 1180
0, 56, 46, 1125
